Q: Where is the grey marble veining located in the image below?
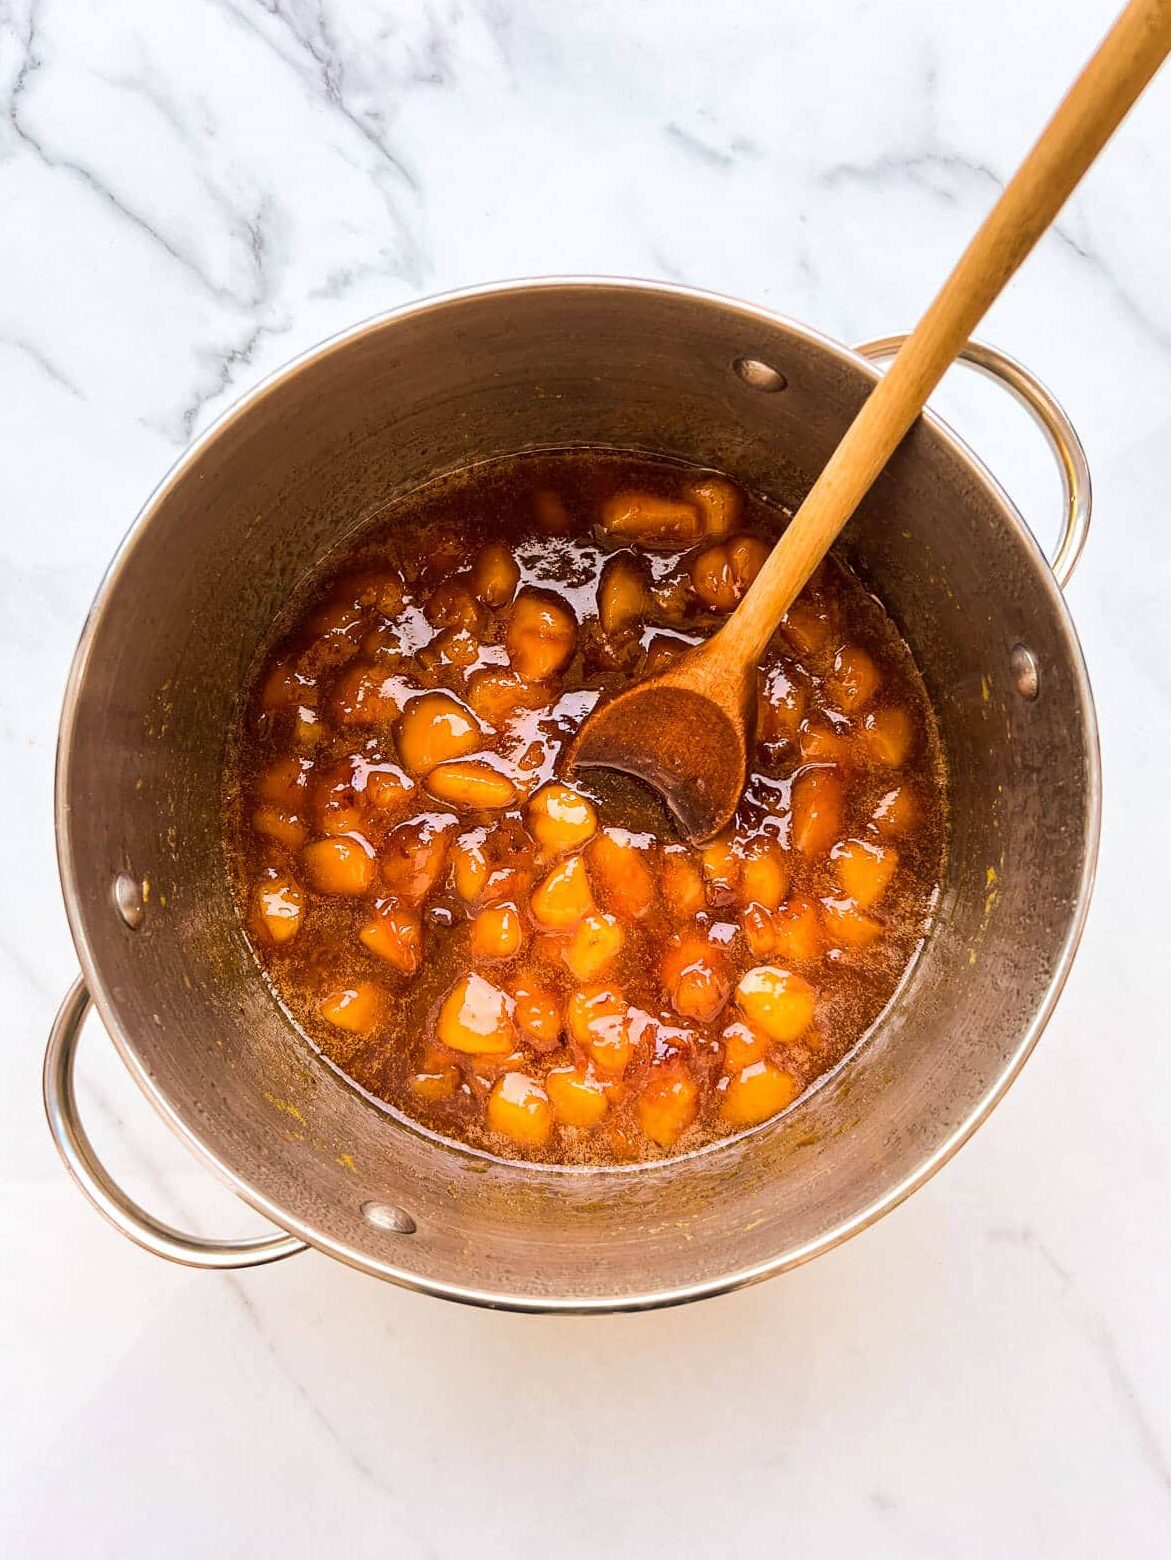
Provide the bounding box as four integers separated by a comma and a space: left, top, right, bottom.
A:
2, 1, 1170, 1555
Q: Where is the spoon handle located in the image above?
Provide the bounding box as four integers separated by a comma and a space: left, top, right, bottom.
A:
724, 0, 1171, 666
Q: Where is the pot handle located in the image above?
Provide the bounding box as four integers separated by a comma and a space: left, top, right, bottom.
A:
43, 976, 308, 1269
854, 336, 1091, 588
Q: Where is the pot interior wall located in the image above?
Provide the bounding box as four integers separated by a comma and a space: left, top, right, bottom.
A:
59, 284, 1096, 1304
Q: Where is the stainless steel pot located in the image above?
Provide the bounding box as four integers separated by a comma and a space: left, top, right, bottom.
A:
44, 280, 1100, 1310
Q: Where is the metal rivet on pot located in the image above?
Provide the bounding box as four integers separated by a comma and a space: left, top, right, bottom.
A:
113, 872, 145, 929
733, 356, 787, 392
1010, 644, 1040, 700
360, 1200, 417, 1234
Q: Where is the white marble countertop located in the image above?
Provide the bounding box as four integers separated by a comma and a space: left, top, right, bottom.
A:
3, 1, 1170, 1554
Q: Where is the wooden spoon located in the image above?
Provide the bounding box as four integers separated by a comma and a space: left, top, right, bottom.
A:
569, 0, 1171, 842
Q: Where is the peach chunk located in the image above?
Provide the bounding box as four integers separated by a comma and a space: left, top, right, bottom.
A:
759, 666, 807, 745
562, 912, 624, 982
648, 572, 692, 621
721, 1020, 770, 1071
260, 659, 302, 712
790, 767, 844, 859
720, 1060, 800, 1127
252, 805, 308, 850
437, 973, 515, 1054
420, 529, 470, 578
424, 578, 486, 635
820, 898, 883, 950
293, 708, 323, 749
505, 589, 577, 680
426, 758, 517, 810
408, 1045, 460, 1102
359, 900, 423, 974
451, 818, 531, 905
597, 553, 652, 634
827, 644, 881, 713
257, 755, 310, 808
531, 853, 595, 929
700, 833, 741, 905
471, 902, 526, 961
588, 829, 656, 920
546, 1065, 609, 1128
306, 592, 366, 640
396, 692, 484, 776
661, 931, 731, 1024
487, 1072, 554, 1148
450, 828, 491, 902
251, 874, 304, 945
321, 981, 382, 1035
641, 633, 690, 676
682, 475, 741, 537
302, 834, 375, 895
691, 541, 736, 613
345, 568, 407, 616
798, 719, 855, 766
771, 897, 824, 962
736, 965, 816, 1043
466, 667, 547, 728
330, 661, 403, 727
598, 491, 702, 545
780, 598, 833, 658
415, 627, 480, 677
512, 979, 562, 1051
365, 764, 416, 814
380, 815, 454, 903
660, 846, 706, 919
741, 903, 777, 959
832, 838, 898, 908
861, 707, 914, 767
739, 837, 789, 912
311, 760, 365, 836
637, 1064, 699, 1148
871, 785, 920, 837
690, 535, 769, 612
471, 540, 520, 607
527, 782, 597, 852
566, 986, 633, 1075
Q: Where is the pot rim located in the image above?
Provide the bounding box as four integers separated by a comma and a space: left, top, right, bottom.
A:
55, 275, 1102, 1311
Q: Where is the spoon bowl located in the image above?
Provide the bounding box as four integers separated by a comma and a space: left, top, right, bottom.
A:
568, 634, 754, 842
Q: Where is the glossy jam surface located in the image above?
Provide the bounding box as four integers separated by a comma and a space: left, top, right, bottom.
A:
226, 453, 946, 1164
